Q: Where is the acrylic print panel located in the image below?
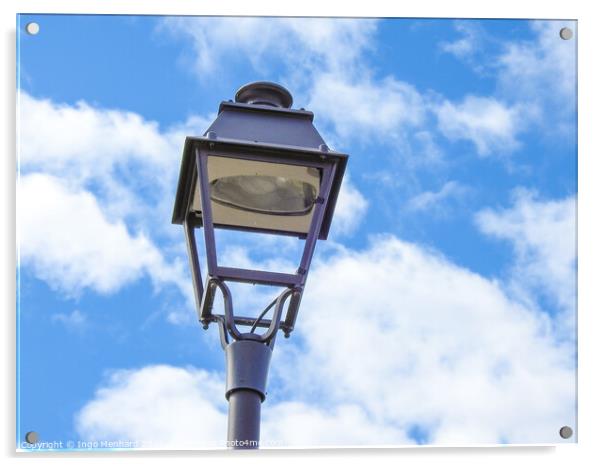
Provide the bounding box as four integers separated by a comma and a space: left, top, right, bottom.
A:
16, 14, 577, 450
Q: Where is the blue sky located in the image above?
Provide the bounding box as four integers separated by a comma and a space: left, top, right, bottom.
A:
17, 15, 576, 449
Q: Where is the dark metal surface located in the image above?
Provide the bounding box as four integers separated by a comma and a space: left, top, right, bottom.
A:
225, 339, 272, 400
196, 151, 218, 275
225, 338, 273, 449
184, 215, 203, 315
204, 277, 294, 346
235, 81, 293, 108
227, 389, 262, 449
215, 266, 301, 287
199, 275, 216, 330
209, 104, 321, 148
297, 163, 336, 285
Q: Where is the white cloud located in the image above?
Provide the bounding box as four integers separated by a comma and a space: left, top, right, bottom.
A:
435, 95, 535, 156
51, 309, 87, 331
406, 181, 469, 212
18, 92, 212, 228
77, 236, 575, 446
497, 21, 576, 106
440, 20, 576, 108
441, 20, 575, 137
159, 17, 433, 156
160, 15, 418, 131
438, 20, 576, 146
412, 130, 444, 166
330, 176, 369, 236
18, 173, 188, 297
262, 402, 409, 447
440, 21, 481, 59
75, 365, 408, 449
18, 92, 174, 174
275, 236, 575, 445
75, 365, 227, 449
16, 92, 208, 310
159, 17, 575, 169
308, 73, 426, 144
159, 17, 377, 79
476, 190, 576, 338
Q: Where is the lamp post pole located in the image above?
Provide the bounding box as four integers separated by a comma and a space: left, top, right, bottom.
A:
225, 336, 271, 449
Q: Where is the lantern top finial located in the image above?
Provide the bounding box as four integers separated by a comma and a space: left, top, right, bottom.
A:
235, 81, 293, 108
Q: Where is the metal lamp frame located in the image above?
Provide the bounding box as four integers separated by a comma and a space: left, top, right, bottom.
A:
183, 140, 340, 344
172, 82, 349, 448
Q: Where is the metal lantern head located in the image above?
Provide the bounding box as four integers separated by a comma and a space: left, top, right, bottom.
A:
173, 82, 347, 239
172, 82, 347, 340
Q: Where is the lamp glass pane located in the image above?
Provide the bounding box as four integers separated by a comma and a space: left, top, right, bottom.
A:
191, 155, 321, 235
210, 175, 316, 215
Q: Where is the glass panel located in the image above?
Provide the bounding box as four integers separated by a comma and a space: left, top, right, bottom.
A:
191, 156, 321, 235
210, 175, 317, 215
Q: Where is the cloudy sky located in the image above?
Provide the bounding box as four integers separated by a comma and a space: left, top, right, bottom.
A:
16, 15, 576, 449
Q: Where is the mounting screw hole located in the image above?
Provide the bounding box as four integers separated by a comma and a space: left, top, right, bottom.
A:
559, 426, 573, 439
25, 22, 40, 35
559, 27, 573, 40
25, 431, 39, 444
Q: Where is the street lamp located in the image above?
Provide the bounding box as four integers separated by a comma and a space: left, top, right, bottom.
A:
172, 82, 347, 449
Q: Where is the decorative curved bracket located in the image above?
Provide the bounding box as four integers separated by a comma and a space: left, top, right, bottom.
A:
204, 277, 296, 349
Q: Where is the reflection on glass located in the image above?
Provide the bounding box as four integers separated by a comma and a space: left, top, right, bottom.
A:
210, 175, 317, 215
